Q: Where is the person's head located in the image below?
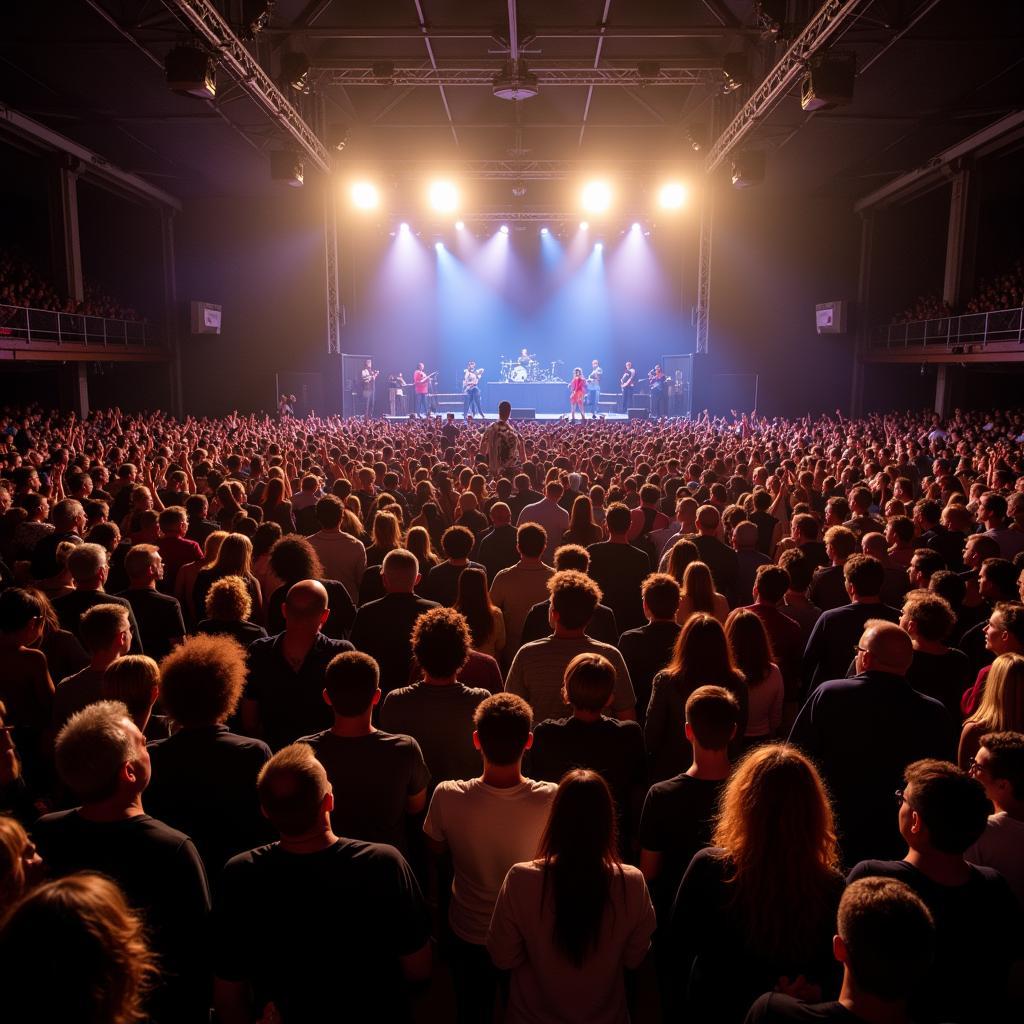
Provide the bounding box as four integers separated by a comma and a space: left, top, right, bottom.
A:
898, 589, 955, 646
370, 510, 401, 552
552, 544, 590, 572
978, 491, 1008, 526
536, 769, 619, 967
473, 692, 533, 766
282, 579, 330, 633
791, 513, 819, 543
970, 731, 1024, 809
695, 504, 720, 535
0, 587, 46, 646
257, 743, 333, 838
642, 572, 681, 622
0, 816, 42, 914
843, 553, 885, 600
123, 544, 162, 588
835, 877, 935, 1003
516, 522, 546, 560
323, 651, 380, 718
908, 547, 945, 588
604, 502, 631, 538
157, 506, 188, 538
568, 495, 595, 532
666, 538, 700, 583
205, 574, 252, 622
381, 547, 420, 593
158, 634, 248, 727
713, 744, 839, 955
753, 564, 789, 605
684, 684, 739, 753
825, 525, 857, 563
212, 532, 253, 576
0, 872, 157, 1024
964, 532, 999, 569
545, 480, 564, 502
967, 651, 1024, 733
548, 570, 602, 632
984, 602, 1024, 656
681, 560, 716, 611
412, 606, 471, 680
315, 494, 344, 530
731, 520, 757, 551
441, 525, 475, 562
101, 657, 160, 729
929, 568, 966, 609
79, 603, 132, 659
55, 701, 149, 805
979, 557, 1018, 603
725, 608, 773, 687
855, 620, 914, 676
454, 567, 495, 646
666, 612, 738, 690
498, 400, 511, 422
269, 535, 323, 586
52, 498, 86, 534
67, 543, 108, 589
898, 759, 990, 856
561, 653, 616, 713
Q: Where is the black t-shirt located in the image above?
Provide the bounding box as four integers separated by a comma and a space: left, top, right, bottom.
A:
744, 994, 864, 1023
297, 730, 430, 855
640, 773, 726, 919
245, 633, 354, 750
349, 592, 441, 694
195, 618, 268, 646
213, 839, 430, 1023
266, 578, 356, 640
847, 859, 1024, 1024
905, 647, 971, 719
419, 559, 486, 607
520, 598, 620, 647
118, 587, 186, 661
32, 810, 211, 1021
586, 541, 652, 632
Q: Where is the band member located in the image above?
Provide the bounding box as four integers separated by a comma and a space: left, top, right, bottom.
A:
517, 347, 533, 366
620, 362, 636, 413
391, 372, 408, 416
462, 360, 484, 419
568, 367, 587, 421
586, 359, 603, 414
277, 393, 295, 419
413, 362, 431, 416
648, 364, 667, 417
360, 359, 378, 418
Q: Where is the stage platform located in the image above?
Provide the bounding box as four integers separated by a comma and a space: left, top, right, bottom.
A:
383, 412, 630, 422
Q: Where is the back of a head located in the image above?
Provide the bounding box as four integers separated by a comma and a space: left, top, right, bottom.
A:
844, 553, 885, 597
206, 574, 252, 623
442, 525, 475, 560
67, 543, 107, 586
902, 759, 990, 855
516, 523, 547, 559
79, 603, 130, 656
270, 535, 322, 584
324, 651, 380, 717
315, 494, 344, 530
696, 504, 720, 533
792, 513, 819, 541
474, 692, 532, 766
754, 564, 789, 604
605, 502, 631, 536
669, 612, 732, 684
972, 651, 1024, 732
55, 701, 135, 803
861, 532, 887, 559
159, 634, 248, 727
732, 521, 757, 550
825, 526, 858, 560
979, 731, 1024, 801
382, 548, 419, 592
549, 569, 602, 630
489, 501, 511, 526
412, 606, 471, 679
685, 685, 740, 752
257, 743, 330, 837
0, 872, 155, 1024
283, 579, 329, 625
562, 653, 615, 713
667, 538, 700, 582
839, 877, 934, 1001
901, 589, 955, 643
0, 587, 45, 637
553, 544, 590, 573
101, 656, 159, 721
642, 572, 681, 620
862, 620, 914, 675
929, 569, 966, 609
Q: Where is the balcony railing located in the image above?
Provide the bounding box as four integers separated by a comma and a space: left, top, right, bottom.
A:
872, 305, 1024, 350
0, 304, 158, 347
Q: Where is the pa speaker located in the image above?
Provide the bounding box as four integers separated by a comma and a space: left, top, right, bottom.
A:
801, 52, 856, 112
731, 151, 765, 189
628, 408, 649, 420
270, 150, 304, 188
510, 408, 535, 420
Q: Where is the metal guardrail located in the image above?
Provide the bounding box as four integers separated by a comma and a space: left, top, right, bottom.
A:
0, 304, 157, 346
872, 305, 1024, 350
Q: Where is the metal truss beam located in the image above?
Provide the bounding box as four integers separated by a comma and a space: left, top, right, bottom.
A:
264, 25, 759, 40
324, 187, 341, 354
704, 0, 874, 174
160, 0, 331, 173
316, 65, 719, 87
373, 159, 695, 179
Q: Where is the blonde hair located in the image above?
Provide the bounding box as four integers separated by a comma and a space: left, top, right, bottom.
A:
965, 652, 1024, 734
101, 657, 160, 722
205, 574, 252, 621
0, 816, 32, 913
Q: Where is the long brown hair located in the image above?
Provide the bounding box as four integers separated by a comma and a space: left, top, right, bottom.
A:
725, 608, 773, 687
568, 495, 597, 534
538, 769, 621, 967
712, 744, 841, 959
211, 533, 253, 577
454, 567, 495, 646
682, 561, 716, 613
667, 539, 699, 584
665, 613, 743, 695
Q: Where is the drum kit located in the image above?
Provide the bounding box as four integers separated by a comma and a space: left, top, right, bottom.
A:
499, 355, 565, 383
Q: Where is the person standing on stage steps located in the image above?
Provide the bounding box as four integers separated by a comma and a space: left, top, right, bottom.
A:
463, 361, 485, 419
360, 359, 378, 419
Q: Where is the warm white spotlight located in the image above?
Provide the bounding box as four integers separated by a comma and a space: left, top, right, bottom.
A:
351, 181, 379, 210
658, 182, 688, 210
632, 222, 641, 231
581, 179, 612, 214
455, 220, 465, 230
428, 179, 459, 214
500, 224, 510, 235
540, 227, 549, 235
434, 241, 444, 250
399, 221, 410, 233
580, 221, 589, 231
595, 242, 603, 251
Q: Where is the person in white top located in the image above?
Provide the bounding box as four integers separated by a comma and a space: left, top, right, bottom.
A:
489, 523, 555, 669
424, 692, 556, 1023
306, 494, 366, 604
517, 481, 570, 566
965, 731, 1024, 905
487, 768, 655, 1024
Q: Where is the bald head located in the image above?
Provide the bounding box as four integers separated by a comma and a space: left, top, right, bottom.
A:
861, 532, 887, 558
284, 579, 329, 623
489, 501, 511, 526
860, 620, 914, 676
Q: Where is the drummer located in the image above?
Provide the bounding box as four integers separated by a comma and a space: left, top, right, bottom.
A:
517, 347, 534, 366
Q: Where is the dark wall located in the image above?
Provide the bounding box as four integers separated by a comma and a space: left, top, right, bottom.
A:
174, 185, 329, 416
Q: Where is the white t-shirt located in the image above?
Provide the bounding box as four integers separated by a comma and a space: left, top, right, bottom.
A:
965, 812, 1024, 906
424, 778, 557, 944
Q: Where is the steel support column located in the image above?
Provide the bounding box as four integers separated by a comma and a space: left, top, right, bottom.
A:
160, 208, 183, 417
850, 212, 873, 416
694, 182, 713, 355
942, 165, 973, 309
73, 362, 90, 419
50, 156, 84, 303
324, 186, 342, 355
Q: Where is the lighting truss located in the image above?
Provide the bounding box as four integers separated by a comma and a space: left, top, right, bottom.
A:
367, 160, 696, 181
316, 65, 721, 87
160, 0, 331, 173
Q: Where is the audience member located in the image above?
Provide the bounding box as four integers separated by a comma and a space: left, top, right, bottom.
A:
117, 543, 186, 661
489, 523, 555, 664
958, 651, 1024, 768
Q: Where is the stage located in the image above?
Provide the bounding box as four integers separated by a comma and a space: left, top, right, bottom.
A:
384, 411, 631, 422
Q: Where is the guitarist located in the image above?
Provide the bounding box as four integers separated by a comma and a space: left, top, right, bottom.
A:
462, 360, 485, 419
620, 361, 636, 413
360, 358, 379, 418
413, 362, 435, 417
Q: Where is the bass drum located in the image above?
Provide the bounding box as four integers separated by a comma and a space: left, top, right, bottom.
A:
510, 365, 528, 383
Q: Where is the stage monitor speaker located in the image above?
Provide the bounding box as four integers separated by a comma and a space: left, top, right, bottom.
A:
801, 52, 856, 112
510, 408, 535, 420
628, 408, 649, 420
731, 150, 765, 189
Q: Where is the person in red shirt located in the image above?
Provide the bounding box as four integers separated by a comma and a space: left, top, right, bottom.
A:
156, 506, 203, 596
568, 368, 587, 421
412, 362, 431, 417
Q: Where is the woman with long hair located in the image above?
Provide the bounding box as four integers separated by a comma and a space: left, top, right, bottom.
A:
366, 509, 401, 567
193, 532, 262, 624
562, 495, 604, 547
645, 613, 748, 781
265, 534, 356, 639
725, 608, 783, 742
670, 745, 845, 1023
568, 367, 587, 421
665, 538, 699, 584
0, 872, 158, 1024
213, 480, 244, 529
486, 770, 655, 1023
0, 814, 43, 915
26, 585, 88, 684
676, 561, 729, 625
405, 525, 439, 572
0, 588, 55, 741
176, 529, 227, 624
260, 476, 295, 534
250, 520, 284, 611
411, 500, 446, 549
455, 567, 505, 660
959, 652, 1024, 769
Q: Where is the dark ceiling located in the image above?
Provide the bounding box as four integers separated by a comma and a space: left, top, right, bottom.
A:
0, 1, 1021, 206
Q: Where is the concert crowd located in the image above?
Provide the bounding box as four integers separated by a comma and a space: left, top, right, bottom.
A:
0, 400, 1023, 1024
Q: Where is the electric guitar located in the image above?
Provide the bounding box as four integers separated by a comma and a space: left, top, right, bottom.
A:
463, 368, 485, 392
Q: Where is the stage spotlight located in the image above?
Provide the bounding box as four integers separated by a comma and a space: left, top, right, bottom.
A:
434, 241, 444, 250
581, 180, 612, 214
658, 182, 688, 210
580, 221, 589, 231
399, 222, 410, 233
455, 220, 465, 230
350, 181, 379, 210
595, 242, 604, 251
540, 227, 549, 235
631, 222, 641, 231
500, 224, 510, 235
428, 180, 459, 214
